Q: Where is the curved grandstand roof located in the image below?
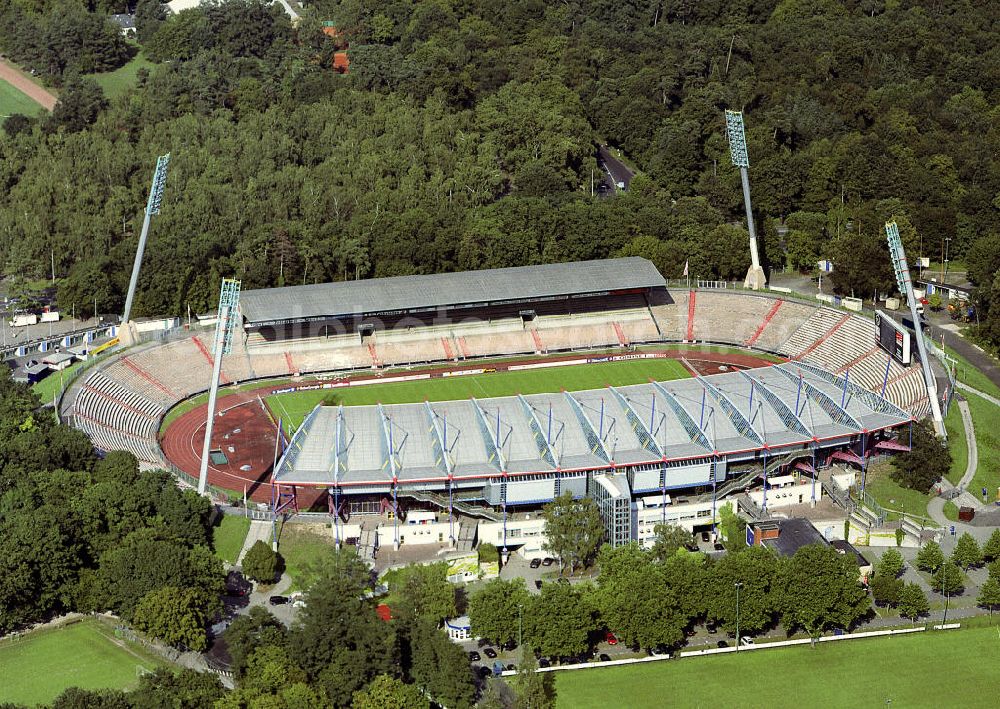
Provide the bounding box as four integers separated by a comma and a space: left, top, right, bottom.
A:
273, 362, 912, 488
239, 257, 665, 326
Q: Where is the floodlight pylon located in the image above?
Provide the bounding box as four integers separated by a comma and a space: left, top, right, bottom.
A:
885, 221, 945, 437
198, 278, 242, 495
122, 153, 171, 324
725, 111, 766, 290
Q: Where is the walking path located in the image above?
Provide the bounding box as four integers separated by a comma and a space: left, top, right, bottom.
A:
236, 519, 272, 565
0, 58, 57, 111
929, 400, 980, 528
957, 382, 1000, 407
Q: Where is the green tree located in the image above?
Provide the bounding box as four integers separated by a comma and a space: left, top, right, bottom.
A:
132, 586, 212, 651
290, 558, 394, 707
524, 581, 595, 659
780, 544, 870, 635
977, 577, 1000, 617
389, 562, 456, 625
916, 541, 944, 573
897, 583, 929, 621
593, 544, 687, 650
891, 420, 951, 492
705, 546, 782, 635
930, 561, 964, 596
409, 619, 476, 709
223, 606, 287, 677
876, 548, 906, 579
468, 578, 531, 647
649, 523, 692, 561
513, 645, 555, 709
541, 492, 604, 573
242, 540, 281, 583
869, 573, 903, 608
130, 667, 225, 707
951, 532, 981, 570
45, 75, 107, 134
353, 675, 428, 709
982, 529, 1000, 563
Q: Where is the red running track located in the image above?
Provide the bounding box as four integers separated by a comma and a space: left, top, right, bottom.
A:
159, 349, 778, 504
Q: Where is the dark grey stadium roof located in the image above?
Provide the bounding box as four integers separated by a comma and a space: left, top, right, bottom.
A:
239, 257, 665, 326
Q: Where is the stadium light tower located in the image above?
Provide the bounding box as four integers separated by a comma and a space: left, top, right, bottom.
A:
122, 153, 171, 324
885, 222, 945, 438
198, 278, 242, 495
725, 110, 766, 291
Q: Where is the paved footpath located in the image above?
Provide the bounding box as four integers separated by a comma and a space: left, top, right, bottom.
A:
236, 519, 273, 565
928, 400, 980, 529
0, 58, 57, 111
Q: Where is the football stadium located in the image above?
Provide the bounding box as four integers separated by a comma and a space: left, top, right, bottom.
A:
60, 256, 941, 556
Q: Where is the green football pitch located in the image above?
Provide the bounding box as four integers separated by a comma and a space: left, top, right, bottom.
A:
0, 618, 161, 705
554, 625, 1000, 708
266, 357, 691, 431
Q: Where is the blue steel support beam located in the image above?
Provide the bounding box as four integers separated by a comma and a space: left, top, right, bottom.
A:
608, 387, 664, 458
563, 392, 612, 464
650, 381, 714, 451
699, 377, 764, 446
517, 395, 559, 469
739, 370, 813, 439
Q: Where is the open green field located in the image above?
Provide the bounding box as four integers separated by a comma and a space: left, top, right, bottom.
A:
0, 618, 162, 705
32, 362, 83, 406
277, 522, 337, 591
87, 52, 154, 100
0, 78, 43, 119
967, 392, 1000, 498
266, 358, 691, 431
863, 464, 933, 520
944, 401, 968, 485
555, 626, 1000, 708
213, 514, 251, 564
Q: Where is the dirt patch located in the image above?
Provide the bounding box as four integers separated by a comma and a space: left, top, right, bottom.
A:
0, 59, 57, 111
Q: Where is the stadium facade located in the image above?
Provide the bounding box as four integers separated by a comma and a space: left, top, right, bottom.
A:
258, 260, 917, 552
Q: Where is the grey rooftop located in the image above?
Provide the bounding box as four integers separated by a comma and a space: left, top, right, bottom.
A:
239, 257, 665, 326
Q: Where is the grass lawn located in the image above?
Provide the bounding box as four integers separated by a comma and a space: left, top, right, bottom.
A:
946, 346, 1000, 400
266, 358, 691, 431
555, 626, 1000, 708
966, 392, 1000, 499
277, 522, 337, 592
943, 499, 960, 522
31, 362, 84, 406
0, 78, 43, 119
213, 514, 251, 564
0, 617, 162, 706
86, 51, 154, 100
862, 463, 931, 520
944, 402, 968, 486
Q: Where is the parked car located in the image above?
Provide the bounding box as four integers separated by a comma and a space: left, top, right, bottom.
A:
268, 595, 288, 606
478, 666, 492, 679
534, 580, 543, 590
538, 658, 551, 668
505, 664, 516, 671
605, 631, 618, 645
599, 653, 611, 662
713, 542, 726, 551
529, 558, 541, 568
648, 645, 668, 656
706, 621, 717, 634
717, 640, 729, 649
542, 557, 554, 567
468, 651, 481, 662
484, 647, 497, 659
701, 531, 711, 542
740, 637, 754, 647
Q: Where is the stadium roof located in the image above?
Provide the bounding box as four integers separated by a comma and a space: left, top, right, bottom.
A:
272, 362, 912, 489
239, 257, 665, 326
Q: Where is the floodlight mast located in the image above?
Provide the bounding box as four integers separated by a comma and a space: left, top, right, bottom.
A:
725, 111, 766, 290
885, 222, 945, 438
122, 153, 170, 324
198, 278, 242, 495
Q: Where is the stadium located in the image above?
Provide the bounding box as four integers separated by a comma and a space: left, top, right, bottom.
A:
59, 256, 940, 556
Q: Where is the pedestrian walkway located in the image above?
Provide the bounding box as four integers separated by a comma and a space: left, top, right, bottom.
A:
956, 382, 1000, 407
928, 400, 980, 529
236, 520, 273, 565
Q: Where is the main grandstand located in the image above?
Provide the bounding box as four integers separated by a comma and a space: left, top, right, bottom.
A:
60, 257, 937, 554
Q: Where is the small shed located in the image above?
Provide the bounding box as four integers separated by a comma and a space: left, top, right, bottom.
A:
445, 615, 471, 641
42, 352, 75, 371
109, 14, 137, 37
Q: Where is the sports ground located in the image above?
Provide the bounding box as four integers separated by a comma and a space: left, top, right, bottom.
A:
0, 618, 161, 705
160, 349, 769, 501
555, 625, 1000, 708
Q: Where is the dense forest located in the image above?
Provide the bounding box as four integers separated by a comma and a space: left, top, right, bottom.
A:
1, 0, 1000, 351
